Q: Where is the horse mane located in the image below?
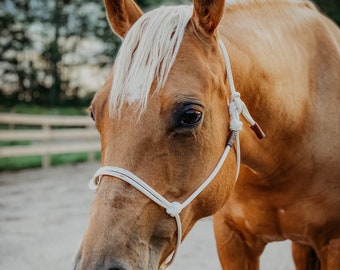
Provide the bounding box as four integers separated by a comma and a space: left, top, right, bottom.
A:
109, 5, 192, 116
226, 0, 299, 7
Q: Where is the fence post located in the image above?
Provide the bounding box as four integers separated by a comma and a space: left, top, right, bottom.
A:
87, 125, 96, 162
42, 124, 50, 168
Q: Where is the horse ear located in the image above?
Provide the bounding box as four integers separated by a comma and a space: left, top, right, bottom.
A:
192, 0, 225, 35
104, 0, 143, 38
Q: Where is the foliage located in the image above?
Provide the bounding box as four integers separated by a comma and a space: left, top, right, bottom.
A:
0, 0, 120, 108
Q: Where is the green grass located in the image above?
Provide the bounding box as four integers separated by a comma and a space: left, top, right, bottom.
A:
0, 105, 88, 115
0, 141, 31, 147
0, 152, 101, 171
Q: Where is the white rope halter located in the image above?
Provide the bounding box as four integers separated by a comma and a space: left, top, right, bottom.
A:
88, 39, 264, 269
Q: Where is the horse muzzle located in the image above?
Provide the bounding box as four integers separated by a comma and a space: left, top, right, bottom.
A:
74, 246, 164, 270
75, 175, 177, 270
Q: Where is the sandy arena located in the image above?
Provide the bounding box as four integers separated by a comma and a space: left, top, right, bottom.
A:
0, 162, 295, 269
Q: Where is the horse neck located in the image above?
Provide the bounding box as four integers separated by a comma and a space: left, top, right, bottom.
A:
222, 1, 340, 181
219, 5, 314, 177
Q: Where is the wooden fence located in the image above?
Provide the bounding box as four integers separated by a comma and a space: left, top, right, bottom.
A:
0, 113, 100, 168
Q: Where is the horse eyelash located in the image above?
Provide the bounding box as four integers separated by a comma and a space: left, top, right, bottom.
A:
88, 106, 95, 121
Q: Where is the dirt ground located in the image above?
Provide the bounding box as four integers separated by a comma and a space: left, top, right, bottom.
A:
0, 162, 295, 269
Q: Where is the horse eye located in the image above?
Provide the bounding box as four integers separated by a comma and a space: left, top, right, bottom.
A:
90, 111, 95, 121
172, 102, 204, 132
180, 109, 202, 125
89, 107, 95, 121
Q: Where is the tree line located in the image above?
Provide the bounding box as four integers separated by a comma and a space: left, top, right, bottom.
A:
0, 0, 339, 109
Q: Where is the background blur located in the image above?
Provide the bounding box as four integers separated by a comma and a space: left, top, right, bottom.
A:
0, 0, 339, 171
0, 0, 189, 112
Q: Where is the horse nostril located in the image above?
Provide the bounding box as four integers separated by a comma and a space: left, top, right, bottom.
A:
108, 267, 126, 270
107, 261, 127, 270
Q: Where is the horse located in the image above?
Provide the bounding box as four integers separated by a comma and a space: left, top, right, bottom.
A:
74, 0, 340, 269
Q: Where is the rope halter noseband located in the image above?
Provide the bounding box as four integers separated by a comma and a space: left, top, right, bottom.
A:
88, 39, 265, 269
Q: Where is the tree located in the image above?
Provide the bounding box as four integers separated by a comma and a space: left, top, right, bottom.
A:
0, 0, 36, 106
0, 0, 121, 108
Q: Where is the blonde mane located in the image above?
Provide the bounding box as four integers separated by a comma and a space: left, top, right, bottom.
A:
109, 5, 192, 116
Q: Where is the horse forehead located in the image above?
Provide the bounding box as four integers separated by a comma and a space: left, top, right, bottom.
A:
165, 34, 224, 89
95, 22, 221, 117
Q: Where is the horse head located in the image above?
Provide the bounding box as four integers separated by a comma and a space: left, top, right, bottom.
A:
75, 0, 240, 269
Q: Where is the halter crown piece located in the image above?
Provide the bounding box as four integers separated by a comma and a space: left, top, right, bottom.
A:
88, 39, 264, 269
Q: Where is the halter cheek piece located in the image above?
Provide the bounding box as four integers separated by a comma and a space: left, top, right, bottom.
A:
88, 39, 264, 269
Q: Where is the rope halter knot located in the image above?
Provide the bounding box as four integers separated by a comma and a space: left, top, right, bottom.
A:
229, 100, 243, 132
166, 202, 183, 217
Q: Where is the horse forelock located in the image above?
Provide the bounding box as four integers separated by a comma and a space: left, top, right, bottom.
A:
109, 5, 192, 117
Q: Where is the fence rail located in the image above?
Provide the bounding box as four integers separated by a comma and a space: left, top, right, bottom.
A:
0, 113, 100, 168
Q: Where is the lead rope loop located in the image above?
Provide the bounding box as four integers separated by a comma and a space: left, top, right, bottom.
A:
219, 39, 265, 179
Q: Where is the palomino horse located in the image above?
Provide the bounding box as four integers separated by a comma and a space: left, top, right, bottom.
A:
75, 0, 340, 269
